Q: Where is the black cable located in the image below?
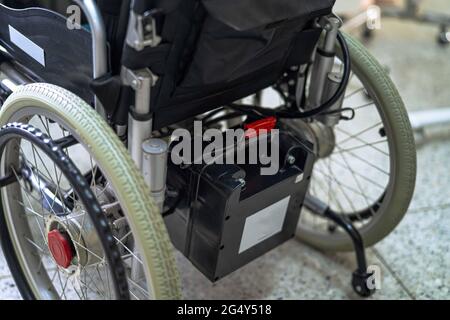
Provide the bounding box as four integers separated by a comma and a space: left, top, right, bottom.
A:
162, 190, 183, 217
198, 107, 226, 123
229, 31, 351, 119
203, 112, 245, 127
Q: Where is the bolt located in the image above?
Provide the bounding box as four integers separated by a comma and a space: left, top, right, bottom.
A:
238, 178, 246, 188
287, 155, 296, 165
131, 79, 141, 90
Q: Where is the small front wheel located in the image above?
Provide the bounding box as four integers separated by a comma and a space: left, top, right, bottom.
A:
352, 271, 376, 298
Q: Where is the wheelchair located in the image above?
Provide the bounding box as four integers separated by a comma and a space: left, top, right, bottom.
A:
0, 0, 416, 300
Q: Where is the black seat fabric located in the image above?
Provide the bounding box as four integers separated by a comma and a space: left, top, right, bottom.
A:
133, 0, 335, 129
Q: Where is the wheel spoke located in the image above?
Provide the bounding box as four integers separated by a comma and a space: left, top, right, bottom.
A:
345, 86, 365, 99
336, 122, 382, 145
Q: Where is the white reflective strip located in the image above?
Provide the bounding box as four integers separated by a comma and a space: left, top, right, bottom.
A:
1, 79, 19, 92
239, 196, 290, 254
9, 25, 45, 66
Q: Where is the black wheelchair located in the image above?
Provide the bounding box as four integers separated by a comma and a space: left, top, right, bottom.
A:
0, 0, 416, 299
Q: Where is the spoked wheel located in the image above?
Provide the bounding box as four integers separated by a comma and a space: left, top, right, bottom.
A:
294, 34, 417, 251
0, 84, 181, 299
0, 123, 129, 299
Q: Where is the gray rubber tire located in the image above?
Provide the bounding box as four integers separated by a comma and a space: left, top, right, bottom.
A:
297, 33, 417, 251
0, 83, 182, 299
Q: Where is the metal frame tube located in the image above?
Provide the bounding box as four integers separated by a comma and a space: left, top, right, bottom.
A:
123, 68, 154, 169
308, 16, 341, 108
142, 139, 168, 210
409, 108, 450, 131
73, 0, 108, 119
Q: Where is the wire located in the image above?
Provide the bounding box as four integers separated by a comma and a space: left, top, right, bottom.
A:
199, 107, 226, 123
203, 112, 246, 127
228, 31, 351, 119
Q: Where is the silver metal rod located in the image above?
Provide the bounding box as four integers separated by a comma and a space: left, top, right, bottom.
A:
123, 68, 155, 169
129, 119, 153, 168
73, 0, 108, 119
409, 108, 450, 131
142, 138, 168, 210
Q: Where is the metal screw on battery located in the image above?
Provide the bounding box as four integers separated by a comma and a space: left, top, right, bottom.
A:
287, 155, 296, 165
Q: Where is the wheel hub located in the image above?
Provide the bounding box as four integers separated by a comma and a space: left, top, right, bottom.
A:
45, 213, 104, 268
281, 119, 336, 158
47, 229, 74, 268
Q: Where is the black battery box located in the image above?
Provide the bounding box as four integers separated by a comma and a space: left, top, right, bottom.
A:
164, 131, 315, 281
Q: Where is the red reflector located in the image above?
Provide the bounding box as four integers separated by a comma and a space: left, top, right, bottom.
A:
48, 229, 74, 269
244, 117, 277, 138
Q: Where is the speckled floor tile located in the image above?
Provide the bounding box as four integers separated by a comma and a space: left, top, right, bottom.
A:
0, 277, 21, 300
0, 250, 10, 277
179, 240, 411, 300
408, 139, 450, 214
374, 207, 450, 299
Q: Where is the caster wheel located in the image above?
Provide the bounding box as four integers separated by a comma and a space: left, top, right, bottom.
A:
352, 271, 376, 298
437, 32, 450, 46
437, 25, 450, 46
362, 27, 374, 40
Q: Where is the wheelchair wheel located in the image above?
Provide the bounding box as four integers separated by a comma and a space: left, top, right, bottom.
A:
295, 34, 417, 251
0, 123, 129, 299
0, 83, 181, 299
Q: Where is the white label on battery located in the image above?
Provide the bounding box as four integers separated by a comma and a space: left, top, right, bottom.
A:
239, 196, 290, 254
9, 25, 45, 66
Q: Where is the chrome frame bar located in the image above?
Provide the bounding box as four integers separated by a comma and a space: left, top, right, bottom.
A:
409, 108, 450, 132
73, 0, 108, 119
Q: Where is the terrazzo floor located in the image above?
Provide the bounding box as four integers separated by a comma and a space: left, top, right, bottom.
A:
0, 0, 449, 300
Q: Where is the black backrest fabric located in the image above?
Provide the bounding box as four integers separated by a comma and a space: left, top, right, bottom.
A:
97, 0, 130, 74
0, 4, 93, 103
145, 0, 335, 129
203, 0, 335, 31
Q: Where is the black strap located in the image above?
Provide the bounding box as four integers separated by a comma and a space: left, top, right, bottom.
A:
90, 74, 122, 116
132, 0, 183, 15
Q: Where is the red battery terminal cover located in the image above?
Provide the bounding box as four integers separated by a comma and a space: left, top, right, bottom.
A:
244, 117, 277, 138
